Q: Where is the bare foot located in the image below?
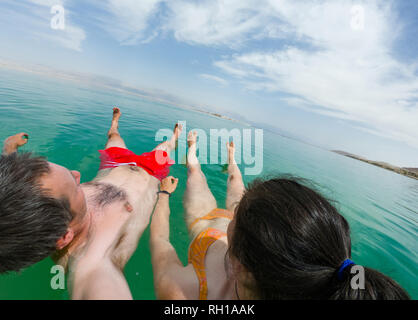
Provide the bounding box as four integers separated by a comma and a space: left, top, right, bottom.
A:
112, 107, 121, 123
153, 122, 183, 153
187, 131, 199, 166
108, 107, 121, 136
173, 123, 183, 141
3, 132, 29, 155
187, 131, 197, 148
226, 141, 236, 164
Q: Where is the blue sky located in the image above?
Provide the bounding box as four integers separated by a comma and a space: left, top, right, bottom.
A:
0, 0, 417, 167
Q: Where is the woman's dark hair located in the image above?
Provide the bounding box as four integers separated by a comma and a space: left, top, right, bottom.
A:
229, 177, 410, 300
0, 152, 73, 273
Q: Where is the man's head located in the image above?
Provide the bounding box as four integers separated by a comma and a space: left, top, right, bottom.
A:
0, 152, 87, 273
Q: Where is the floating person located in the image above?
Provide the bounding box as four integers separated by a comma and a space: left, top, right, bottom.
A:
150, 133, 410, 300
0, 108, 181, 300
64, 108, 182, 299
151, 133, 244, 299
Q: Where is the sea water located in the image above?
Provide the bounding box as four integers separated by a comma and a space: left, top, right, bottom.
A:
0, 69, 416, 299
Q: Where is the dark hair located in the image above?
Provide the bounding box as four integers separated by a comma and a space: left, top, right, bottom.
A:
0, 152, 72, 273
230, 177, 410, 300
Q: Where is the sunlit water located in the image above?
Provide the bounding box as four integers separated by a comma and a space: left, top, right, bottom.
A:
0, 69, 416, 299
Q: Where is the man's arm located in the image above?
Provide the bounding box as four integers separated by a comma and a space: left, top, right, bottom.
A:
150, 177, 186, 299
2, 133, 29, 155
68, 201, 134, 300
71, 260, 132, 300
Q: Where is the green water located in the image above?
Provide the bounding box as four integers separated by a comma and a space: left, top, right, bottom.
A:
0, 69, 417, 299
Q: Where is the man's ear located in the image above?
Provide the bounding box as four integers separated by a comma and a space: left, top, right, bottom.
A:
56, 229, 75, 250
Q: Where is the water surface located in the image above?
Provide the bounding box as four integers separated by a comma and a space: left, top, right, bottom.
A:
0, 69, 416, 299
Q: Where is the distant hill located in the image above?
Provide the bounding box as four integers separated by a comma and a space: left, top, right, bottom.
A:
404, 168, 418, 174
333, 150, 418, 180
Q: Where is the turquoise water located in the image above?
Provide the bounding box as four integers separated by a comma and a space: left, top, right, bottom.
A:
0, 69, 416, 299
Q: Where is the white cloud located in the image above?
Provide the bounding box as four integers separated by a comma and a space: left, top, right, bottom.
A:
34, 24, 86, 52
94, 0, 418, 148
165, 0, 276, 48
211, 1, 418, 149
99, 0, 284, 47
101, 0, 163, 45
199, 73, 229, 86
28, 0, 64, 6
1, 0, 86, 51
8, 0, 416, 149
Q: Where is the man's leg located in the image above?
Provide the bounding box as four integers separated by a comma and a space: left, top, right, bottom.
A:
94, 108, 126, 180
111, 123, 182, 265
105, 107, 127, 149
225, 141, 245, 213
183, 131, 217, 232
153, 123, 182, 154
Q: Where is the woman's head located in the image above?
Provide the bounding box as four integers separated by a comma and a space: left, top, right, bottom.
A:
227, 177, 409, 300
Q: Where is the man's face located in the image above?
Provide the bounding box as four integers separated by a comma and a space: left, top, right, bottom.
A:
40, 162, 87, 222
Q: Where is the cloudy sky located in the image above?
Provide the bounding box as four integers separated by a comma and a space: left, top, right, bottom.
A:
0, 0, 417, 167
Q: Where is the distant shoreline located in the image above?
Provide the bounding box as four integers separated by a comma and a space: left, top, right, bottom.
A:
1, 61, 416, 176
332, 150, 418, 180
0, 60, 251, 127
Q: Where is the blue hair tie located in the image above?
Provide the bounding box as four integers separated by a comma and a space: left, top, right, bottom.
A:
337, 259, 355, 281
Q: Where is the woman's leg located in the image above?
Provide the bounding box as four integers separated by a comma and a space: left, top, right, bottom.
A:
225, 141, 245, 213
183, 131, 217, 231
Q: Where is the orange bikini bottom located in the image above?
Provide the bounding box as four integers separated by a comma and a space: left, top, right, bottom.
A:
187, 208, 233, 300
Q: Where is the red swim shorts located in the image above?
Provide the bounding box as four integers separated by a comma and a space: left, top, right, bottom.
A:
98, 147, 174, 181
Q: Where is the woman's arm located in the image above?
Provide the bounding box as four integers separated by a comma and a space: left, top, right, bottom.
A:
150, 176, 185, 299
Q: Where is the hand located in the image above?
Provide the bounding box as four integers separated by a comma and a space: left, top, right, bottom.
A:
160, 176, 179, 194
